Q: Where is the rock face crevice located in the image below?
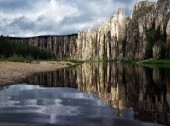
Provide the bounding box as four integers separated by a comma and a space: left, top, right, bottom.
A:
8, 0, 170, 61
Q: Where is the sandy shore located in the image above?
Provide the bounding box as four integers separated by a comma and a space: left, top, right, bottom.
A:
0, 61, 67, 86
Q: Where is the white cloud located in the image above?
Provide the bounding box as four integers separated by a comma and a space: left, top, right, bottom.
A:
0, 0, 158, 37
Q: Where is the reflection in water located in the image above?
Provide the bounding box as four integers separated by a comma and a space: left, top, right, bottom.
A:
28, 67, 77, 88
0, 85, 118, 126
27, 63, 170, 125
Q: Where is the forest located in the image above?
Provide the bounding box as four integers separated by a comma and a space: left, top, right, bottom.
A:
0, 35, 55, 62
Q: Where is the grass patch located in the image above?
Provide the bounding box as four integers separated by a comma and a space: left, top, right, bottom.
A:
86, 60, 116, 63
68, 60, 85, 64
136, 58, 170, 68
49, 60, 85, 68
137, 58, 170, 64
110, 58, 170, 68
0, 54, 41, 63
120, 60, 139, 64
61, 60, 85, 67
117, 58, 170, 67
51, 59, 170, 68
8, 55, 33, 63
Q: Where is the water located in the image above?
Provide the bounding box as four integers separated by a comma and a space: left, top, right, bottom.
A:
0, 63, 169, 125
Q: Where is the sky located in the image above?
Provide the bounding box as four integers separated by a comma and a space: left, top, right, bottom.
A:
0, 0, 158, 37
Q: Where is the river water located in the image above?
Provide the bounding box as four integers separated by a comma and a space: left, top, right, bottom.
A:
0, 63, 169, 126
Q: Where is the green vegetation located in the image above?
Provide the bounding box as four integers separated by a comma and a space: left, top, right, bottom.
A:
145, 25, 166, 59
137, 58, 170, 64
120, 58, 170, 68
145, 28, 156, 58
133, 6, 153, 18
66, 60, 85, 67
50, 60, 84, 67
118, 38, 126, 57
120, 59, 139, 64
137, 59, 170, 68
68, 59, 85, 64
0, 54, 34, 63
0, 35, 55, 62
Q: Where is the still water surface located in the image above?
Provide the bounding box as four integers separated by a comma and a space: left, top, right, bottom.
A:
0, 63, 169, 125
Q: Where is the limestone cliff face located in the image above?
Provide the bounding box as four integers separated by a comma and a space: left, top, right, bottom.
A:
126, 1, 156, 60
8, 0, 170, 60
77, 0, 170, 60
10, 34, 77, 60
126, 0, 170, 60
77, 9, 126, 61
76, 0, 169, 61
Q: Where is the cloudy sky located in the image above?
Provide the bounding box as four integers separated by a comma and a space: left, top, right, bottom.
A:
0, 0, 157, 37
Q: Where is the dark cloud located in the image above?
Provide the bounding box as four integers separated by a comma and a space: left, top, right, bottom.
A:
9, 17, 35, 30
34, 15, 90, 35
0, 0, 35, 12
60, 14, 94, 25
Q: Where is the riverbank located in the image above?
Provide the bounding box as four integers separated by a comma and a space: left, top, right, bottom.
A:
0, 61, 68, 86
1, 58, 169, 86
119, 59, 170, 68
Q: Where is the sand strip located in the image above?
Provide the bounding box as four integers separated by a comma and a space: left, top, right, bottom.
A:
0, 61, 66, 86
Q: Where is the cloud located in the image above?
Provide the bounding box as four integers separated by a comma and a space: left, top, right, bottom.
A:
114, 0, 133, 4
0, 0, 158, 37
9, 17, 35, 30
0, 0, 34, 12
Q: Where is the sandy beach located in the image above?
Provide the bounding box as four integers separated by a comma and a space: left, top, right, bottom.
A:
0, 61, 66, 86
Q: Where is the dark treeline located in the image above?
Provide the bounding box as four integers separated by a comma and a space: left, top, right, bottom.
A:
0, 35, 55, 60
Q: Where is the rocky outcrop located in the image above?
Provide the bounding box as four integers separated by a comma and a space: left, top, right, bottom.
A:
126, 1, 156, 60
76, 9, 126, 61
9, 34, 78, 60
126, 0, 170, 59
8, 0, 170, 61
76, 0, 169, 60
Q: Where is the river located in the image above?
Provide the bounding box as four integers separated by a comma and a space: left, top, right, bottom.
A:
0, 63, 169, 126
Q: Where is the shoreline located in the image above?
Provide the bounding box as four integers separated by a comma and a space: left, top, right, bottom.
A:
120, 58, 170, 68
1, 58, 169, 86
0, 61, 68, 86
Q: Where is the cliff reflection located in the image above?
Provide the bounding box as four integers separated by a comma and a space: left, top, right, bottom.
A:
27, 63, 170, 125
28, 68, 77, 88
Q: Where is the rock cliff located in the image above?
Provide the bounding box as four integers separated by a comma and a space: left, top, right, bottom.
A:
76, 9, 126, 61
8, 0, 170, 61
9, 34, 78, 60
126, 0, 170, 60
